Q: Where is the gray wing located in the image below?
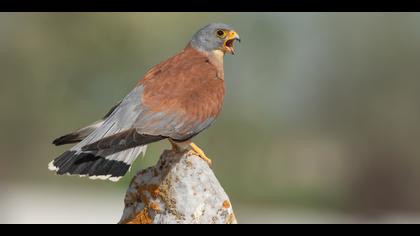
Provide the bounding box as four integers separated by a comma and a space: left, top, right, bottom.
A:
52, 102, 121, 146
49, 86, 152, 181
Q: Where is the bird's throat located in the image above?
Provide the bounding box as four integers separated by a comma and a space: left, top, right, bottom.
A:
208, 50, 224, 79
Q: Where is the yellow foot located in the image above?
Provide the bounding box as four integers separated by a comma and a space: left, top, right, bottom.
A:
189, 143, 212, 166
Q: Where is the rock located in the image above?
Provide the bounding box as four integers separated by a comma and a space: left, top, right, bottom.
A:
119, 149, 237, 224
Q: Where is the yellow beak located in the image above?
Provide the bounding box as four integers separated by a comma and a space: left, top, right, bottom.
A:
223, 30, 240, 55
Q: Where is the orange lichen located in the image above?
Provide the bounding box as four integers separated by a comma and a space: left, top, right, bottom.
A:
122, 184, 162, 224
137, 184, 160, 204
149, 202, 160, 212
125, 209, 152, 224
151, 186, 160, 198
222, 200, 231, 209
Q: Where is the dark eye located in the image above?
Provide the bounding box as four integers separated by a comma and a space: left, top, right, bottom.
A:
216, 30, 226, 38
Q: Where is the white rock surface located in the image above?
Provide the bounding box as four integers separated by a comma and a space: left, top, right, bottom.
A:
119, 150, 237, 224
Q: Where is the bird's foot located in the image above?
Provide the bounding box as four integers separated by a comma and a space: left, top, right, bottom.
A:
170, 140, 181, 153
169, 139, 212, 166
188, 143, 212, 167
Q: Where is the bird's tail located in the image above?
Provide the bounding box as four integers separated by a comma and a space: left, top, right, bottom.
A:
48, 145, 147, 182
49, 120, 148, 182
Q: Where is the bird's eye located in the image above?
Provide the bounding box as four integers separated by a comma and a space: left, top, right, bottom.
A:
216, 30, 226, 38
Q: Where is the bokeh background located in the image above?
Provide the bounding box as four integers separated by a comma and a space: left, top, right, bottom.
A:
1, 12, 420, 223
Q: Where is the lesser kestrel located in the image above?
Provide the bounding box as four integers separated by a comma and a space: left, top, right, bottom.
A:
49, 23, 240, 181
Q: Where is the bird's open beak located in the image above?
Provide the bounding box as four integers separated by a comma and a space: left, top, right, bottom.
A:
223, 31, 240, 55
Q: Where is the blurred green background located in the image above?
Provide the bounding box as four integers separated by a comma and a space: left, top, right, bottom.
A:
1, 12, 420, 223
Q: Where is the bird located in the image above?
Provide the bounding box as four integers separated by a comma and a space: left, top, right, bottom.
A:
48, 23, 240, 182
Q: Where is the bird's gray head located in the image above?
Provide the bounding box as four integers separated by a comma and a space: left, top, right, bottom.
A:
190, 23, 240, 55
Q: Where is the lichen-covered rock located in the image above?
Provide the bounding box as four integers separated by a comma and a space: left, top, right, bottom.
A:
119, 150, 237, 224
